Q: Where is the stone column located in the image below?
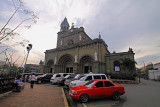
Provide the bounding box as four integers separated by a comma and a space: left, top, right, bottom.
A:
73, 63, 78, 74
93, 61, 99, 73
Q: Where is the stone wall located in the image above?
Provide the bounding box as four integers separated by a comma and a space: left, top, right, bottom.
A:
105, 51, 135, 74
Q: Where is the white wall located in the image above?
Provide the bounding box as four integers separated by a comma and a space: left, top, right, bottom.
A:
148, 70, 160, 80
154, 64, 160, 70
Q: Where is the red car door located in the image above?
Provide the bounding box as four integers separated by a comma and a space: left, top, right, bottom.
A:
104, 81, 115, 97
92, 81, 105, 98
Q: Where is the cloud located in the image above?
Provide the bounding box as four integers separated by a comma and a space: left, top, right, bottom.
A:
0, 0, 14, 22
27, 50, 44, 64
81, 0, 160, 50
136, 54, 160, 67
1, 0, 160, 68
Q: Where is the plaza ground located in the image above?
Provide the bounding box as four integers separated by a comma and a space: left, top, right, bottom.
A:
0, 83, 65, 107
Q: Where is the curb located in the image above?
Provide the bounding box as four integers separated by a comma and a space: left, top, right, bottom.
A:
0, 91, 12, 98
62, 88, 69, 107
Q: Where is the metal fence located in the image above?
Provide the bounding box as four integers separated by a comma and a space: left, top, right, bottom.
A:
0, 73, 16, 94
109, 73, 136, 80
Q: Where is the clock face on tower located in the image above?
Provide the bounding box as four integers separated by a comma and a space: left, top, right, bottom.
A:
68, 39, 74, 46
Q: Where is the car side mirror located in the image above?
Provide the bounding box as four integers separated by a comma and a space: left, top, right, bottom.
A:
93, 86, 96, 88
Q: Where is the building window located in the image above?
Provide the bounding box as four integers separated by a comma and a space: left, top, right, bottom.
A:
79, 35, 82, 41
114, 61, 120, 71
60, 40, 62, 45
68, 39, 74, 46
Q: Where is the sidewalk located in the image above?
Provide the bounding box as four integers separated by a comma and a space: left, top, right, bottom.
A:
0, 83, 65, 107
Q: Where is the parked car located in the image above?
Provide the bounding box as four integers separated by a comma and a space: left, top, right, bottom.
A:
69, 73, 108, 88
64, 74, 85, 87
28, 73, 44, 82
58, 74, 75, 86
50, 73, 74, 84
69, 79, 125, 103
36, 73, 54, 84
17, 73, 44, 82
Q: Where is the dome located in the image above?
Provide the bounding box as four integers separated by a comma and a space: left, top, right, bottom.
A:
60, 17, 70, 31
61, 17, 69, 27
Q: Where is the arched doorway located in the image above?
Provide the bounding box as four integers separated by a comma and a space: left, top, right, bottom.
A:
47, 60, 54, 73
80, 55, 93, 73
58, 54, 74, 73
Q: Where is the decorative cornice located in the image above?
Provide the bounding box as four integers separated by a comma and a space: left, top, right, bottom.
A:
45, 38, 108, 53
105, 51, 135, 57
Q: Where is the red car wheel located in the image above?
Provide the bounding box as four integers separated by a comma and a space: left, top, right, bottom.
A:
79, 93, 89, 103
112, 92, 120, 101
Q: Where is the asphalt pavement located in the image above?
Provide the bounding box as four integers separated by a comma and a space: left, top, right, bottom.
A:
120, 79, 160, 107
66, 79, 160, 107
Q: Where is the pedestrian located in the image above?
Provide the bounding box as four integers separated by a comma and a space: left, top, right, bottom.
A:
29, 73, 36, 88
24, 75, 28, 82
13, 77, 21, 91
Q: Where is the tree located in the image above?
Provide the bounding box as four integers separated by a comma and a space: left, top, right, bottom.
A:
146, 63, 154, 70
10, 65, 18, 73
120, 58, 137, 74
0, 0, 38, 42
25, 65, 31, 73
0, 0, 38, 72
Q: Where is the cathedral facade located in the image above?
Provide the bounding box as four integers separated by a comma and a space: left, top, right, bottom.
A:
42, 18, 135, 74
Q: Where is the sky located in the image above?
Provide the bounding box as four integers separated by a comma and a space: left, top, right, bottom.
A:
0, 0, 160, 68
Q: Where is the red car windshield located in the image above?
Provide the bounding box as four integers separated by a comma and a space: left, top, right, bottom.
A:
84, 81, 96, 88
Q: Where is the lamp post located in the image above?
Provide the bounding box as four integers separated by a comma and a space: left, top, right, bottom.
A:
22, 44, 32, 80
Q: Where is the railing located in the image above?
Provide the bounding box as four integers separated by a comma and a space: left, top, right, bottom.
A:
0, 73, 16, 94
108, 73, 136, 80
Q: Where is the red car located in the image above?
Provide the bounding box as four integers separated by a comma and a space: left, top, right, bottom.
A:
69, 79, 125, 103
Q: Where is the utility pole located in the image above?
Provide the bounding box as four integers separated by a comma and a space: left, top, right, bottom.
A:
143, 61, 147, 79
22, 44, 32, 81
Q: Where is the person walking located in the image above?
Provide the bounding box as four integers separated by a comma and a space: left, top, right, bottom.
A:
29, 73, 36, 88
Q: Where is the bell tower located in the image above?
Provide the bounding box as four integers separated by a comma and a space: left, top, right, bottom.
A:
60, 17, 70, 31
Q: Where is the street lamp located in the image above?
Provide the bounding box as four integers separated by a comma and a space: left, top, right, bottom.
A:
138, 71, 141, 83
22, 44, 32, 80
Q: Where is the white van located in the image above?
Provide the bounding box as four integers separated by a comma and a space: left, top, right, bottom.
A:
50, 73, 74, 84
69, 73, 108, 88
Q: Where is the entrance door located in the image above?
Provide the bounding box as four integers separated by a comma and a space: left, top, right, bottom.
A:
84, 66, 92, 73
66, 67, 73, 73
70, 67, 73, 73
84, 66, 88, 73
50, 68, 52, 73
66, 67, 69, 73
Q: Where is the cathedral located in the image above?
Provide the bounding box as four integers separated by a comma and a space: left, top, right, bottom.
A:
41, 17, 135, 74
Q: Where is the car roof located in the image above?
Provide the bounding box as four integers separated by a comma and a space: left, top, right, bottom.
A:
57, 73, 74, 74
84, 73, 106, 76
93, 79, 110, 82
46, 73, 54, 75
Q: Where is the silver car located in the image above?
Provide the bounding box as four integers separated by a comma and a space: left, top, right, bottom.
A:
64, 74, 84, 87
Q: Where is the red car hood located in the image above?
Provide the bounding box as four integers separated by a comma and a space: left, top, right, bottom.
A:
71, 86, 88, 91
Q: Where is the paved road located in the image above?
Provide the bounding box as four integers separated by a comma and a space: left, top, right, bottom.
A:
66, 79, 160, 107
0, 83, 65, 107
119, 79, 160, 107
